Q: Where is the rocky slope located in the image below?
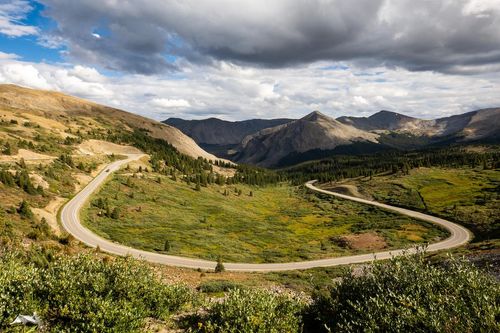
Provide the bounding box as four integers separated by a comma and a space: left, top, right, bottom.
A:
235, 111, 379, 167
163, 117, 293, 146
338, 108, 500, 140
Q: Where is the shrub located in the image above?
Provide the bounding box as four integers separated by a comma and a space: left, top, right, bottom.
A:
0, 253, 40, 329
197, 280, 242, 294
306, 253, 500, 333
192, 288, 304, 333
0, 252, 194, 332
36, 254, 193, 332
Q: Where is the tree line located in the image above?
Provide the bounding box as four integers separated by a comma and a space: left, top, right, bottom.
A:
282, 146, 500, 184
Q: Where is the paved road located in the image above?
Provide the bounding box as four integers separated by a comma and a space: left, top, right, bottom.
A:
61, 155, 471, 272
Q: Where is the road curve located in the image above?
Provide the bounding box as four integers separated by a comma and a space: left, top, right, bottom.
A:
61, 155, 471, 272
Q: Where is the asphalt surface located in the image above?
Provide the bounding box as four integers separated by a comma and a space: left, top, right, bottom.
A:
61, 155, 471, 272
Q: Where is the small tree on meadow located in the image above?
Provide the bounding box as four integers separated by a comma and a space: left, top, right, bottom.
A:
110, 207, 120, 219
215, 256, 225, 273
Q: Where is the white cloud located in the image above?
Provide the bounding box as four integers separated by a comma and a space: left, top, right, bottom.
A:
150, 98, 191, 108
0, 51, 20, 60
0, 63, 51, 90
69, 65, 106, 83
0, 56, 499, 121
0, 0, 38, 37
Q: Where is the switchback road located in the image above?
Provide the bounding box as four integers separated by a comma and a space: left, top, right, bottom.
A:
61, 155, 471, 272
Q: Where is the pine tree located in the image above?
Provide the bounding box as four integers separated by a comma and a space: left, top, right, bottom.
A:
18, 200, 33, 219
111, 207, 120, 219
215, 256, 225, 273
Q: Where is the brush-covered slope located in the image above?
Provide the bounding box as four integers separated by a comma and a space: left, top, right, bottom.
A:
235, 111, 378, 167
0, 84, 217, 160
164, 117, 293, 145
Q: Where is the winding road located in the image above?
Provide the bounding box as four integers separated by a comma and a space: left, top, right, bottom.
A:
61, 154, 471, 272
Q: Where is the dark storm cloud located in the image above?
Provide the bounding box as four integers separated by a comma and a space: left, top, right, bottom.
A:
40, 0, 500, 75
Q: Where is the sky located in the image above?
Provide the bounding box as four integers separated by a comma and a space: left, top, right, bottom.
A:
0, 0, 499, 121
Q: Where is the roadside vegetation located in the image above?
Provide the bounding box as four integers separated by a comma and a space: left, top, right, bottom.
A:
83, 171, 447, 263
2, 248, 496, 332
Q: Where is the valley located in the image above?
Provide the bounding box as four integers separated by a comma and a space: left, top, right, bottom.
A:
0, 84, 498, 332
2, 2, 499, 330
82, 166, 447, 264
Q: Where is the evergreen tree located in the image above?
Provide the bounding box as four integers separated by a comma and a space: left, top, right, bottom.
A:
110, 207, 120, 219
18, 200, 33, 219
215, 256, 225, 273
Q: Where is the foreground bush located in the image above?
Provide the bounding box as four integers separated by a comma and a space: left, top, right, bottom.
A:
307, 253, 500, 333
0, 252, 193, 332
192, 288, 304, 333
0, 253, 40, 328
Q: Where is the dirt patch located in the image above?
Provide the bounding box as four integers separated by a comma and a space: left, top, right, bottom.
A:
324, 184, 365, 198
77, 139, 143, 155
21, 112, 67, 131
74, 173, 93, 192
124, 155, 151, 172
343, 232, 387, 251
29, 173, 49, 189
0, 149, 56, 164
32, 196, 66, 236
213, 165, 236, 177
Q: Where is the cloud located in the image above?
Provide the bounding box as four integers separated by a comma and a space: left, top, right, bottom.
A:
0, 0, 38, 37
0, 51, 20, 60
38, 0, 500, 75
0, 63, 51, 89
0, 57, 112, 98
150, 98, 191, 108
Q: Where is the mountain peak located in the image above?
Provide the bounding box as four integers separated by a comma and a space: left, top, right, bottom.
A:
301, 110, 330, 122
369, 110, 415, 120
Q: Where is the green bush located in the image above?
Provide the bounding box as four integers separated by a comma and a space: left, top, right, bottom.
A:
192, 288, 304, 333
0, 252, 193, 332
307, 253, 500, 333
0, 253, 40, 328
198, 280, 242, 294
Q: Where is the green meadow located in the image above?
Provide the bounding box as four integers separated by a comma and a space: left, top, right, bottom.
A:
83, 172, 447, 263
346, 167, 499, 240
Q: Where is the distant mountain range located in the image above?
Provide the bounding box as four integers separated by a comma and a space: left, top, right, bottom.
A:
165, 108, 500, 167
163, 117, 293, 145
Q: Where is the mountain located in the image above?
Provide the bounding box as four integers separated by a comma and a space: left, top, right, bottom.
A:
0, 84, 217, 160
163, 117, 293, 145
337, 110, 428, 132
235, 111, 379, 167
235, 108, 500, 167
338, 109, 500, 140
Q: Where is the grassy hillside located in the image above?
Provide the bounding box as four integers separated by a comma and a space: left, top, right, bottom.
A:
83, 168, 447, 263
0, 84, 218, 160
0, 84, 235, 244
329, 167, 499, 241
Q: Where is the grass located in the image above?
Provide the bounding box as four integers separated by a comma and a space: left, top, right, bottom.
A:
340, 167, 499, 240
83, 172, 448, 263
